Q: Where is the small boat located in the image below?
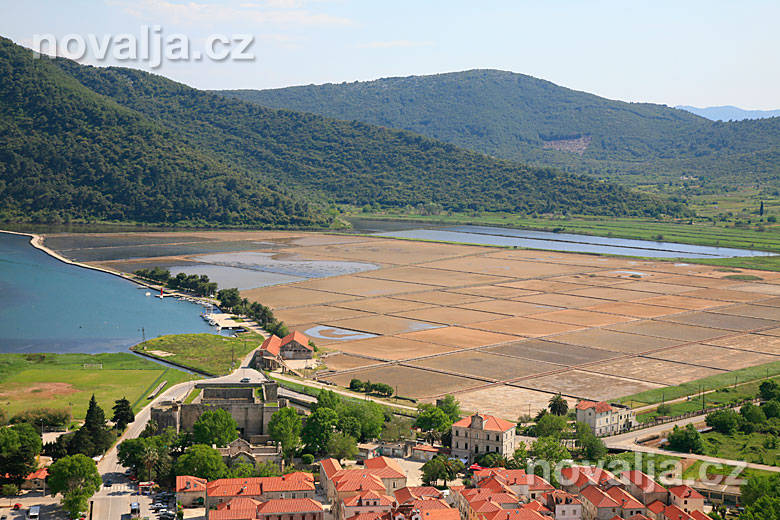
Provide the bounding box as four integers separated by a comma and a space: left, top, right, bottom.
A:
145, 291, 151, 297
156, 287, 164, 299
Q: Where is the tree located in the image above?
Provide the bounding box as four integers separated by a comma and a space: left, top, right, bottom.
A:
369, 383, 394, 397
421, 456, 462, 486
302, 407, 339, 454
759, 381, 779, 401
338, 415, 362, 440
0, 423, 43, 485
83, 395, 106, 432
268, 408, 302, 462
326, 432, 358, 463
530, 436, 571, 466
174, 444, 227, 481
192, 409, 239, 447
477, 452, 507, 468
549, 394, 568, 416
112, 397, 135, 431
117, 437, 147, 475
706, 409, 740, 434
534, 413, 569, 438
217, 288, 242, 311
314, 390, 342, 413
415, 406, 452, 434
340, 401, 384, 441
575, 423, 606, 459
48, 454, 101, 519
381, 416, 413, 442
256, 461, 282, 477
741, 403, 767, 425
741, 474, 780, 507
667, 424, 703, 454
228, 462, 255, 478
740, 495, 780, 520
437, 395, 462, 422
349, 379, 364, 392
762, 400, 780, 419
79, 395, 113, 455
0, 484, 18, 497
142, 443, 160, 481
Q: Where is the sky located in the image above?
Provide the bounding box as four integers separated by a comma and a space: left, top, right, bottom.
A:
1, 0, 778, 109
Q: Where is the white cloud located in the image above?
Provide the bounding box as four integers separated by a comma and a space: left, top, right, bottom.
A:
114, 0, 352, 27
358, 40, 434, 49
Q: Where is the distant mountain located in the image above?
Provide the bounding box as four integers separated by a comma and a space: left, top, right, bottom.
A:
0, 39, 683, 225
676, 105, 780, 122
220, 70, 780, 190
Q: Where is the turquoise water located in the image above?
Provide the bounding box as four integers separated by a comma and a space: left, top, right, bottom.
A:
0, 232, 218, 353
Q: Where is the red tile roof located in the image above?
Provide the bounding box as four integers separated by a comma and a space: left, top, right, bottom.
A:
689, 511, 709, 520
413, 444, 440, 453
580, 486, 620, 509
26, 468, 49, 481
576, 401, 614, 413
209, 497, 261, 520
648, 501, 667, 514
605, 486, 644, 510
663, 505, 694, 520
333, 472, 386, 493
418, 509, 460, 520
394, 486, 443, 505
363, 456, 406, 479
343, 490, 395, 507
281, 331, 313, 350
560, 466, 616, 489
668, 485, 703, 501
260, 335, 283, 356
320, 458, 343, 480
622, 471, 668, 494
257, 498, 323, 514
452, 414, 516, 432
206, 474, 314, 498
481, 507, 548, 520
177, 475, 207, 493
543, 490, 581, 506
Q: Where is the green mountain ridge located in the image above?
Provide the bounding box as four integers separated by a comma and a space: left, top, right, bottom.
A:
0, 39, 685, 226
220, 69, 780, 190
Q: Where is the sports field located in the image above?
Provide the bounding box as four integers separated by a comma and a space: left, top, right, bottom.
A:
47, 229, 780, 420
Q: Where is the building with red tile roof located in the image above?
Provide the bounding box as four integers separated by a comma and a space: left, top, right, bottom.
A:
580, 485, 621, 520
394, 487, 443, 506
206, 473, 315, 509
177, 475, 208, 507
667, 486, 703, 514
257, 498, 324, 520
576, 401, 636, 437
257, 331, 313, 369
661, 505, 694, 520
452, 414, 517, 463
560, 466, 619, 494
481, 507, 549, 520
209, 497, 263, 520
604, 486, 646, 518
646, 501, 667, 520
688, 511, 708, 520
21, 467, 49, 491
542, 490, 582, 520
342, 490, 397, 520
620, 472, 668, 507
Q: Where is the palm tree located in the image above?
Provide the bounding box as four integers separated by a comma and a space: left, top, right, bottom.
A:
549, 393, 568, 416
142, 445, 159, 481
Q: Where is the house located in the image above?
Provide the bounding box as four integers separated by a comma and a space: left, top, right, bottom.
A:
255, 332, 314, 370
257, 498, 324, 520
205, 473, 315, 509
411, 444, 441, 462
473, 468, 553, 501
646, 501, 667, 520
480, 507, 549, 520
580, 486, 621, 520
620, 471, 668, 507
560, 466, 619, 494
342, 490, 396, 520
575, 402, 636, 437
209, 497, 324, 520
542, 490, 582, 520
363, 457, 408, 494
21, 468, 49, 491
667, 486, 704, 514
660, 505, 694, 520
210, 497, 263, 520
604, 487, 646, 518
218, 437, 283, 467
347, 503, 460, 520
452, 414, 516, 463
394, 487, 443, 506
177, 475, 208, 507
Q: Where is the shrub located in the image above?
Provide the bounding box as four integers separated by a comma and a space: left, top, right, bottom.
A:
301, 453, 315, 465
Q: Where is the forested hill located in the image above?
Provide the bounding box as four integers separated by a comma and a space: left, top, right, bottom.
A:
0, 39, 685, 226
220, 70, 780, 190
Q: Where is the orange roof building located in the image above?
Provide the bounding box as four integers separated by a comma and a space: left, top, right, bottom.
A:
452, 414, 517, 463
258, 331, 313, 366
206, 473, 315, 509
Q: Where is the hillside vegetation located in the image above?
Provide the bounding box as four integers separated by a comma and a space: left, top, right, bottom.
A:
222, 70, 780, 191
0, 38, 685, 225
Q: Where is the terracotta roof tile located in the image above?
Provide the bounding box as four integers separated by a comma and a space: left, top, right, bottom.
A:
343, 490, 395, 507
605, 486, 644, 510
622, 471, 667, 494
668, 485, 703, 500
580, 486, 620, 509
452, 414, 516, 432
257, 498, 323, 514
177, 475, 207, 493
576, 401, 614, 413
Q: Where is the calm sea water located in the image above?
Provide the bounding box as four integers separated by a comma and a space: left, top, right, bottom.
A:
0, 232, 218, 353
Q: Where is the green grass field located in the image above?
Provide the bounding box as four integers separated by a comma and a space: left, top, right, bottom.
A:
700, 431, 780, 467
0, 353, 198, 420
619, 361, 780, 409
132, 333, 261, 376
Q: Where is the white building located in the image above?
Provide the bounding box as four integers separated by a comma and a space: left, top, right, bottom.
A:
451, 413, 516, 463
575, 401, 636, 437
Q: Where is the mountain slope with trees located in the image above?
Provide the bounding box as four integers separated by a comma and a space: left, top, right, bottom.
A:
0, 38, 685, 224
221, 69, 780, 190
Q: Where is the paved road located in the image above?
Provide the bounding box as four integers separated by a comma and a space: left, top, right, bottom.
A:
605, 414, 780, 473
93, 346, 268, 518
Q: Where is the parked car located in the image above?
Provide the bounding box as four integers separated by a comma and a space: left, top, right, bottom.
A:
240, 377, 250, 383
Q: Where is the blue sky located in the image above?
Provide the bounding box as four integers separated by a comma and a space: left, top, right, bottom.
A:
1, 0, 778, 109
